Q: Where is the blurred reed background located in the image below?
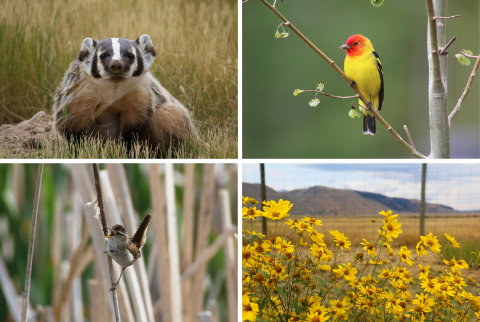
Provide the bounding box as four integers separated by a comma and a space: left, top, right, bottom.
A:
0, 163, 238, 322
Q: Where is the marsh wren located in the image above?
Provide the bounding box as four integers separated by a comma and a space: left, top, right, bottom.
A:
104, 214, 152, 291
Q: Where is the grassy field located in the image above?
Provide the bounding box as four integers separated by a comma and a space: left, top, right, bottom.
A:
0, 0, 237, 158
247, 214, 480, 248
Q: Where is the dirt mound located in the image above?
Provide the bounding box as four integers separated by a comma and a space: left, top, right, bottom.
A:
0, 112, 53, 158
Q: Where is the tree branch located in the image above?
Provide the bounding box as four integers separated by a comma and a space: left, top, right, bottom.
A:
448, 53, 480, 127
439, 36, 456, 55
433, 14, 460, 20
258, 0, 427, 159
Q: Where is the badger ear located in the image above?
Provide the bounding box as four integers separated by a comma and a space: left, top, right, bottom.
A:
136, 34, 153, 48
78, 38, 96, 62
81, 38, 96, 51
135, 34, 156, 71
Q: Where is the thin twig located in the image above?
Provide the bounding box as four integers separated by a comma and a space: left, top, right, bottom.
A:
432, 14, 460, 20
92, 164, 121, 322
21, 164, 44, 322
403, 125, 416, 150
439, 36, 456, 55
461, 50, 479, 59
303, 90, 358, 99
320, 92, 358, 99
448, 53, 480, 127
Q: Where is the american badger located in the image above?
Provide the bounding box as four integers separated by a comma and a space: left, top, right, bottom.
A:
52, 34, 198, 153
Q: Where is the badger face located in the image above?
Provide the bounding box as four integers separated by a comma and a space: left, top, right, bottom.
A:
78, 34, 156, 83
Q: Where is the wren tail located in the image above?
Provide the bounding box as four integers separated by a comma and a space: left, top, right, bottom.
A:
363, 115, 376, 135
132, 214, 152, 247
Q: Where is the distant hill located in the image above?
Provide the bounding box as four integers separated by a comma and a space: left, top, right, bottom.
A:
242, 183, 458, 216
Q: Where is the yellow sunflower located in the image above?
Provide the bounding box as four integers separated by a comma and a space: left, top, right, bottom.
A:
242, 206, 263, 219
420, 233, 442, 253
409, 301, 431, 317
242, 294, 259, 321
420, 278, 437, 294
303, 216, 323, 226
333, 263, 357, 282
360, 239, 377, 257
398, 246, 414, 267
418, 264, 430, 280
381, 216, 403, 239
262, 199, 292, 220
416, 240, 427, 258
445, 233, 460, 248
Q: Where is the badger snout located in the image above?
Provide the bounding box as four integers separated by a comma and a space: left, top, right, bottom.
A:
110, 61, 124, 73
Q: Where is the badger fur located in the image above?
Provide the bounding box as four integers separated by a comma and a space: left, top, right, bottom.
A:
52, 34, 198, 153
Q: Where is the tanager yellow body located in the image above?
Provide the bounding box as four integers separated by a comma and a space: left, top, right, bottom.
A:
340, 34, 384, 135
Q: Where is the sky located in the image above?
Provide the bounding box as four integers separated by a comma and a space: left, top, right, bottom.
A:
242, 163, 480, 211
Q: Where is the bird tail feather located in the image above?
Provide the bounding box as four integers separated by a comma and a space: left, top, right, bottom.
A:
363, 115, 376, 135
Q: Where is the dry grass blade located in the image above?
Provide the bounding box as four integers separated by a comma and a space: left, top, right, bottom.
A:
0, 254, 21, 321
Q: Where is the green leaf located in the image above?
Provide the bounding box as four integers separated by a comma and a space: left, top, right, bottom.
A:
256, 318, 270, 322
287, 260, 294, 275
275, 254, 289, 260
314, 277, 328, 289
294, 89, 304, 96
259, 297, 270, 311
348, 109, 361, 118
292, 300, 301, 315
277, 287, 286, 297
464, 50, 473, 56
371, 0, 384, 7
334, 285, 340, 295
456, 54, 471, 66
316, 83, 325, 92
275, 31, 289, 39
309, 98, 320, 107
246, 235, 263, 242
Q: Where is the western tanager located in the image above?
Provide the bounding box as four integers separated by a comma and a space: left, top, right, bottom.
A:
340, 34, 384, 135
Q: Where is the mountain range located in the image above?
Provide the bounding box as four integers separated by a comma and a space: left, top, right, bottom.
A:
242, 183, 459, 216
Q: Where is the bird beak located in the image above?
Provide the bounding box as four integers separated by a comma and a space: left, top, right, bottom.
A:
339, 44, 351, 50
105, 227, 114, 238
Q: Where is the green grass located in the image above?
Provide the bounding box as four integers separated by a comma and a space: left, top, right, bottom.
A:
0, 0, 237, 158
443, 241, 480, 266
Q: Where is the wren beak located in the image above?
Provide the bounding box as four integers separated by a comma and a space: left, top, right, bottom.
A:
105, 227, 114, 238
339, 44, 351, 50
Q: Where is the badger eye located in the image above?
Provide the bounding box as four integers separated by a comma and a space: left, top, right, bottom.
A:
126, 53, 134, 60
354, 42, 359, 46
100, 53, 108, 60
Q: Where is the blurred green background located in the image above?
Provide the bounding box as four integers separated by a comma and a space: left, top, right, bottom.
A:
243, 1, 479, 158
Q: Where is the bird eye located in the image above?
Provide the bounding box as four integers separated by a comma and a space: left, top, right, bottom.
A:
100, 53, 109, 60
126, 53, 134, 60
354, 42, 359, 46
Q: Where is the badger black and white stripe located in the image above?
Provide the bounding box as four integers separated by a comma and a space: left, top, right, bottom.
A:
52, 34, 198, 154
